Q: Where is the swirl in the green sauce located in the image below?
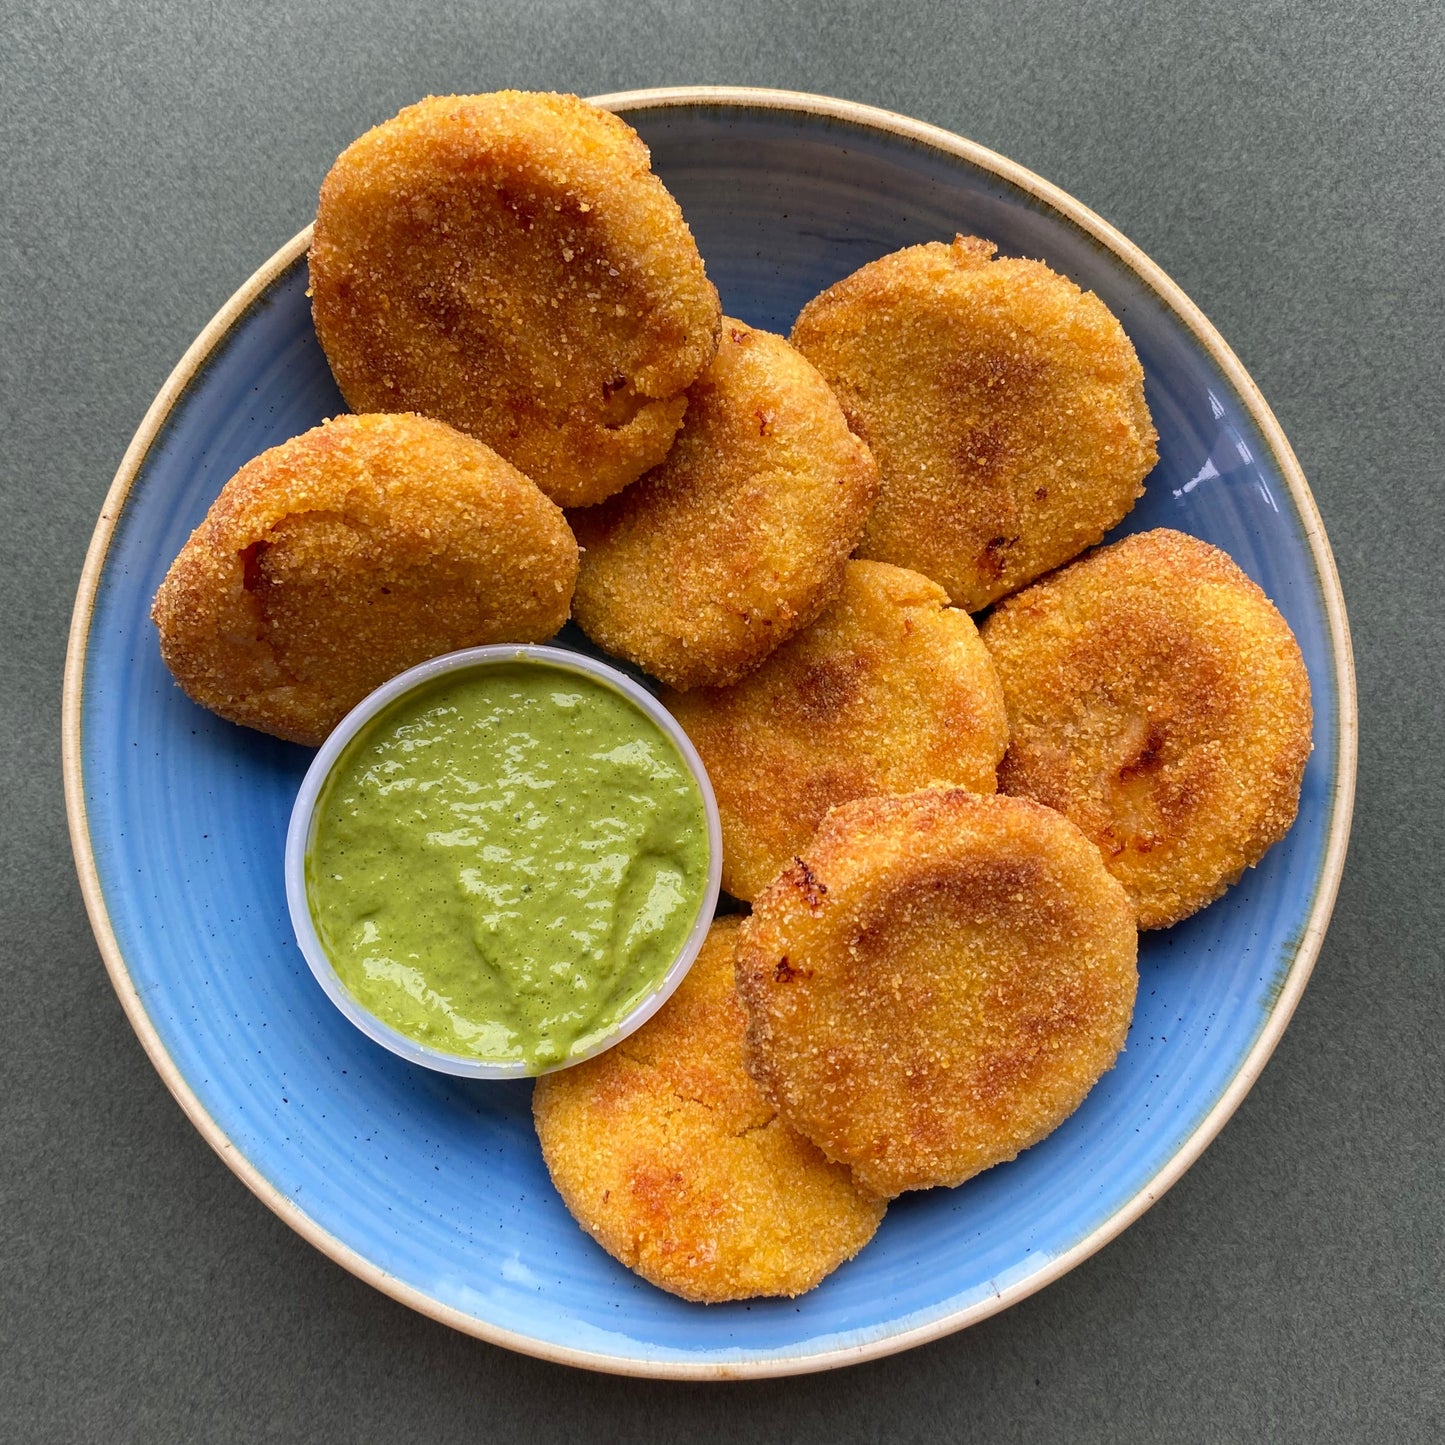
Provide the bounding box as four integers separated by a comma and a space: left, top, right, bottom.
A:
306, 663, 710, 1069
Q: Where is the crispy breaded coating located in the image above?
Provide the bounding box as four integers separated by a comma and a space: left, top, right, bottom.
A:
533, 918, 886, 1303
736, 788, 1138, 1199
310, 92, 722, 507
151, 413, 577, 746
570, 319, 879, 690
665, 561, 1009, 900
790, 235, 1157, 611
980, 528, 1313, 929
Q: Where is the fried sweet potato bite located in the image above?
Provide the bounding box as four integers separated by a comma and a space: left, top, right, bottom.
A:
736, 788, 1138, 1199
571, 319, 879, 690
533, 918, 886, 1303
151, 413, 577, 746
981, 528, 1313, 928
665, 561, 1009, 900
310, 92, 721, 507
791, 235, 1157, 611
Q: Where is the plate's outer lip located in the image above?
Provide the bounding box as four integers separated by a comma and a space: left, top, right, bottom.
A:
61, 86, 1357, 1382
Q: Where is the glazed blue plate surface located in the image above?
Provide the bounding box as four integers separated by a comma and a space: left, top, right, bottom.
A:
68, 91, 1353, 1376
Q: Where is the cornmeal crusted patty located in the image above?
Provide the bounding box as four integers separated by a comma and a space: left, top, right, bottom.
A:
533, 918, 886, 1303
665, 560, 1009, 900
736, 788, 1138, 1199
569, 319, 872, 690
151, 412, 577, 746
980, 527, 1313, 928
310, 91, 721, 507
790, 235, 1157, 612
570, 318, 879, 690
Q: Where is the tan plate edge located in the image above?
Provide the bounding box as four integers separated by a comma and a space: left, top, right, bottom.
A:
62, 85, 1358, 1382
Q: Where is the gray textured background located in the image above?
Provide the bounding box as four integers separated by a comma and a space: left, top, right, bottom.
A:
3, 1, 1441, 1439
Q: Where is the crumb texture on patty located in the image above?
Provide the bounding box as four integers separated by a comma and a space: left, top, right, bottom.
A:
736, 788, 1138, 1198
666, 560, 1008, 900
981, 528, 1313, 928
151, 412, 577, 746
571, 318, 879, 690
533, 917, 886, 1302
310, 91, 721, 507
791, 234, 1156, 612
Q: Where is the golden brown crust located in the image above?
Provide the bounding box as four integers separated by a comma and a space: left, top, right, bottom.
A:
980, 527, 1313, 929
310, 92, 722, 507
570, 319, 880, 690
735, 788, 1138, 1199
150, 412, 577, 746
665, 561, 1009, 900
790, 235, 1157, 611
533, 918, 886, 1303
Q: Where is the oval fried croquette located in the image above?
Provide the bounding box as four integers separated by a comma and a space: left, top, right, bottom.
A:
151, 412, 577, 746
790, 235, 1157, 612
533, 918, 886, 1303
736, 788, 1138, 1199
980, 528, 1313, 929
664, 561, 1009, 901
310, 92, 722, 508
570, 318, 880, 690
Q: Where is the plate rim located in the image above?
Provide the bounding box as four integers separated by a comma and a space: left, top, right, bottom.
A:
62, 84, 1358, 1380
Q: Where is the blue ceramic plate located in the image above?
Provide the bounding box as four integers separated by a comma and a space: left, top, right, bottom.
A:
64, 88, 1355, 1378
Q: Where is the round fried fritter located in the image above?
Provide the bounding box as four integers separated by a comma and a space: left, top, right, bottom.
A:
664, 561, 1009, 901
533, 917, 886, 1303
310, 92, 721, 508
570, 319, 879, 690
790, 235, 1157, 612
736, 788, 1138, 1199
980, 528, 1313, 929
151, 412, 577, 746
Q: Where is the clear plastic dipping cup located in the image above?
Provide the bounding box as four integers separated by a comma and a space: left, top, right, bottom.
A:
284, 644, 723, 1079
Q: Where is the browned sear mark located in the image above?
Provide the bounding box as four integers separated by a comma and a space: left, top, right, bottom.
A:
1118, 723, 1167, 780
783, 856, 829, 910
980, 534, 1019, 578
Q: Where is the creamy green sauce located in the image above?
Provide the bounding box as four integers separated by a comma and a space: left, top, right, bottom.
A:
306, 662, 710, 1069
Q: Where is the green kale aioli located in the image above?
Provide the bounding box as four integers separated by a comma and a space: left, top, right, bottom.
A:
305, 662, 710, 1069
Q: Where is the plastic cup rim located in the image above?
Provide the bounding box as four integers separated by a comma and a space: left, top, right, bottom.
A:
283, 643, 724, 1080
